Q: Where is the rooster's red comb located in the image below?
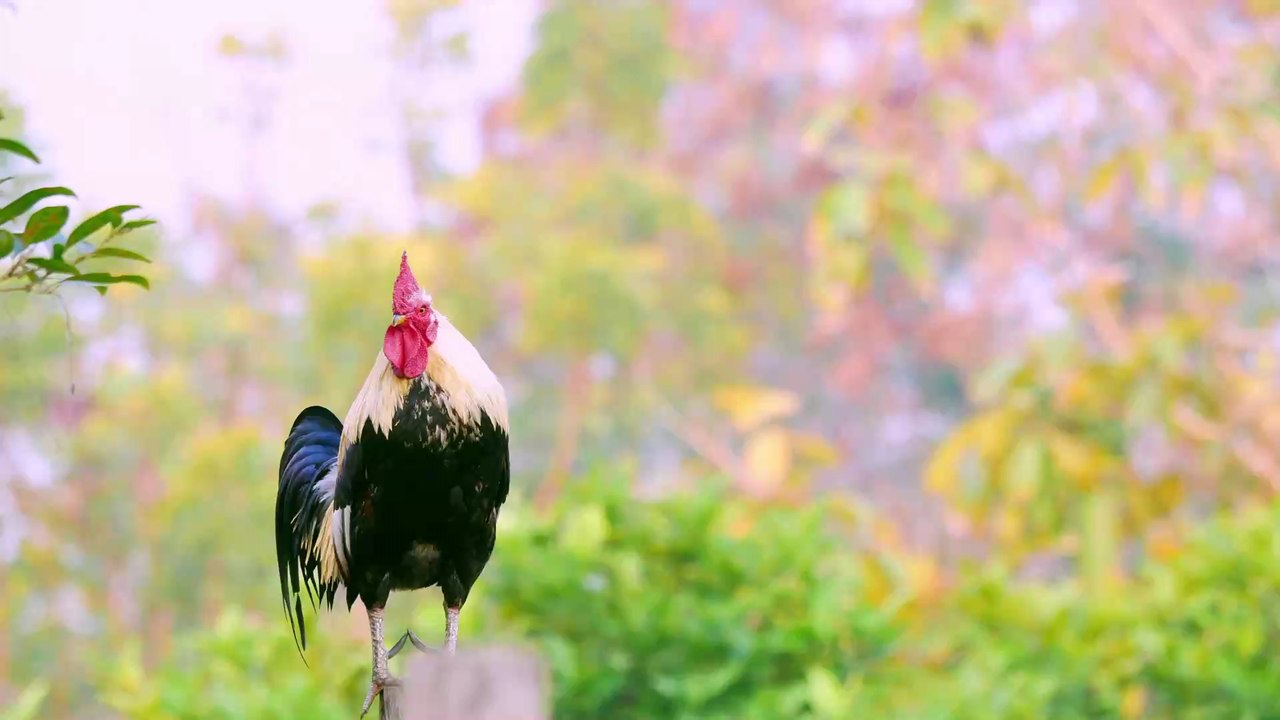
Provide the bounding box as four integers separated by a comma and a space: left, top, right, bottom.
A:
393, 251, 421, 310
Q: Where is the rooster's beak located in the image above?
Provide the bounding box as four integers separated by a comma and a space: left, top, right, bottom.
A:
391, 314, 406, 327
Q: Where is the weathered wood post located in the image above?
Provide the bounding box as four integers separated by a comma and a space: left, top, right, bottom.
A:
381, 645, 550, 720
380, 678, 405, 720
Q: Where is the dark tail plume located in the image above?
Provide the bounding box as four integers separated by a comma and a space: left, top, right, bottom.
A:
276, 405, 343, 660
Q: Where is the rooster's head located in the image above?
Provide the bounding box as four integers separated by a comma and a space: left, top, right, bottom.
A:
383, 252, 439, 379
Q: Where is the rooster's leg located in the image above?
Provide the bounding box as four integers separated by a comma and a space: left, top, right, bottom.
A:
359, 604, 393, 719
444, 606, 460, 654
387, 629, 434, 658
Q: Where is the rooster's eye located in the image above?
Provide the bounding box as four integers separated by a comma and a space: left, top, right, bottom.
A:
418, 306, 427, 315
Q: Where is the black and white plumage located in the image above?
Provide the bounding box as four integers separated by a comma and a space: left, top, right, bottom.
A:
275, 257, 509, 716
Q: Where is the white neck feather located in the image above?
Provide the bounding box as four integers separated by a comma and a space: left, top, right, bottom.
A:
339, 311, 508, 454
427, 313, 509, 431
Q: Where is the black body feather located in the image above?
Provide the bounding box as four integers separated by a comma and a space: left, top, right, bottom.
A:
335, 377, 510, 611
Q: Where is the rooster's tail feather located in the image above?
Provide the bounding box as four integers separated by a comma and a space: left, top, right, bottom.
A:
276, 405, 343, 657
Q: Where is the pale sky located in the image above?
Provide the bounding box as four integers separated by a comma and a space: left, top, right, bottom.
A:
0, 0, 537, 235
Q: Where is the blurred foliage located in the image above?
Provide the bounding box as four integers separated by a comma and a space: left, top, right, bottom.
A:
866, 501, 1280, 719
0, 681, 48, 720
6, 0, 1280, 716
521, 0, 674, 147
89, 477, 1280, 720
927, 280, 1280, 586
473, 469, 899, 719
97, 608, 366, 720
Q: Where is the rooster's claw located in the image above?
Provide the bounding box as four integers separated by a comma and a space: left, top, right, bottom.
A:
388, 629, 435, 659
359, 674, 398, 718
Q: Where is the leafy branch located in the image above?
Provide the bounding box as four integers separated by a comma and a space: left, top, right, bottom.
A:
0, 138, 156, 296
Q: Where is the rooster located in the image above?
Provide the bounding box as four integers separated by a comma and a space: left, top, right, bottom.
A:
275, 252, 510, 715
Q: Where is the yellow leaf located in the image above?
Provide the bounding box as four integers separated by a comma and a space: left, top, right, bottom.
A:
712, 384, 801, 432
1049, 431, 1108, 488
791, 431, 842, 467
1247, 0, 1280, 14
860, 554, 897, 606
902, 552, 942, 601
744, 427, 792, 492
828, 495, 862, 528
1200, 280, 1239, 307
1121, 685, 1148, 719
724, 506, 757, 539
624, 243, 667, 273
925, 431, 967, 495
1056, 371, 1094, 408
971, 407, 1018, 460
1085, 151, 1127, 202
830, 240, 871, 291
961, 154, 998, 195
870, 516, 903, 549
1147, 522, 1183, 563
993, 507, 1024, 546
217, 34, 246, 57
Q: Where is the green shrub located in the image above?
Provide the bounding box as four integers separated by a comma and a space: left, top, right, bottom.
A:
90, 474, 1280, 720
463, 468, 904, 719
97, 608, 366, 720
879, 503, 1280, 719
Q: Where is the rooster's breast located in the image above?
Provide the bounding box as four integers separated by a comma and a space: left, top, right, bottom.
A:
348, 376, 510, 594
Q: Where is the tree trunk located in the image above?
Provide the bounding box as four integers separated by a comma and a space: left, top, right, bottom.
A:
380, 679, 404, 720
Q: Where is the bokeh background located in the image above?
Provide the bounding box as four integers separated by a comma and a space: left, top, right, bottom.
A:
4, 0, 1280, 717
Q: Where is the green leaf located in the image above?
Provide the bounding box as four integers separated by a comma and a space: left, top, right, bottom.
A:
806, 666, 852, 718
821, 181, 871, 238
22, 205, 70, 244
66, 272, 113, 283
67, 205, 141, 248
88, 247, 151, 263
0, 229, 13, 257
119, 218, 157, 233
888, 227, 930, 289
0, 138, 39, 163
556, 503, 609, 555
99, 203, 141, 218
1004, 437, 1046, 501
69, 272, 150, 290
0, 186, 75, 226
1082, 489, 1120, 596
26, 257, 80, 275
0, 679, 49, 720
115, 274, 150, 290
971, 356, 1028, 403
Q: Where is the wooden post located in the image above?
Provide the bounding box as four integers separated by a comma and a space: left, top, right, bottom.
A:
380, 678, 405, 720
386, 645, 550, 720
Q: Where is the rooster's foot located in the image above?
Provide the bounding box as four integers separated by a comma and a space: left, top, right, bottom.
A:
359, 673, 398, 719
